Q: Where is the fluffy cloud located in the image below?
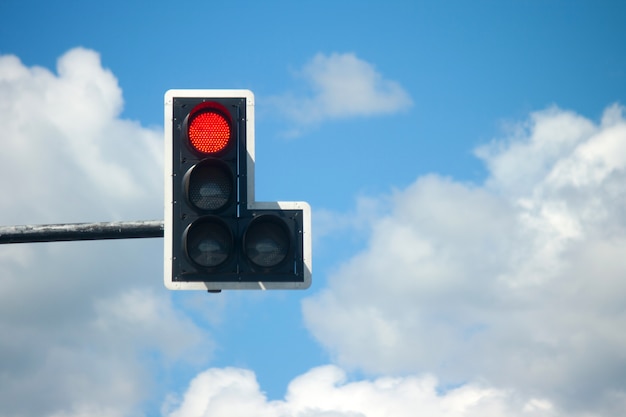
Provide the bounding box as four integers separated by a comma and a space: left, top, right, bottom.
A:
0, 48, 161, 224
303, 104, 626, 415
269, 52, 412, 129
0, 49, 211, 417
164, 365, 560, 417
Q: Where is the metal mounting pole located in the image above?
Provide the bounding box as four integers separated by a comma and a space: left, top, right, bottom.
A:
0, 220, 164, 244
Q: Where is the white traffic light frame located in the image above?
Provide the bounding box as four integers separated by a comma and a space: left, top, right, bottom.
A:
164, 89, 312, 290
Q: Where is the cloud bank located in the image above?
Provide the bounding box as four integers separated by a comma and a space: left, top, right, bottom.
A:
164, 365, 557, 417
303, 104, 626, 415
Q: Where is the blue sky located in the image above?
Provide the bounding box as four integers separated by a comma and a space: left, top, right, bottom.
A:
1, 1, 626, 416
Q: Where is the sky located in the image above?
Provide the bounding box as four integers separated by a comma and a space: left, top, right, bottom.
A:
1, 1, 626, 416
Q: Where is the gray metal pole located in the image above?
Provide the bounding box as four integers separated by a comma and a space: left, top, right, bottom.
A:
0, 220, 164, 244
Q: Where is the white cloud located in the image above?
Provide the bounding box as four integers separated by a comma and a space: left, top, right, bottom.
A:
303, 104, 626, 416
269, 52, 412, 129
0, 49, 211, 417
164, 365, 561, 417
0, 47, 162, 225
313, 195, 387, 244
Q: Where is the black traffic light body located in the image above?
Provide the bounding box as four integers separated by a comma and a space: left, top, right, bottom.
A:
164, 90, 311, 290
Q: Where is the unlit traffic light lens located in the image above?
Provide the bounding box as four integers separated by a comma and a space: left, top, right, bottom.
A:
244, 215, 290, 268
188, 110, 231, 154
186, 160, 233, 211
185, 217, 233, 268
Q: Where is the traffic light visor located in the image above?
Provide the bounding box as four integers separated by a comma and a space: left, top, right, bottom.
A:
187, 103, 232, 154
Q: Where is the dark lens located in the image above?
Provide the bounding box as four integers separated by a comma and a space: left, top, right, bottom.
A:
186, 218, 232, 267
244, 216, 290, 268
187, 161, 233, 211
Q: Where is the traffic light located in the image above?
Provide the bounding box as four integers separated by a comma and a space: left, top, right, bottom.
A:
164, 89, 312, 291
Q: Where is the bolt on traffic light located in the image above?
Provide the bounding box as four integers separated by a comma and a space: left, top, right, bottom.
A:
164, 89, 311, 290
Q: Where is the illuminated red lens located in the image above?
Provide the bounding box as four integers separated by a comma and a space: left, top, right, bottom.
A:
188, 111, 231, 154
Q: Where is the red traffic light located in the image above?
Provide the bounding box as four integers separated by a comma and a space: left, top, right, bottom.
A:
165, 90, 312, 291
187, 104, 232, 154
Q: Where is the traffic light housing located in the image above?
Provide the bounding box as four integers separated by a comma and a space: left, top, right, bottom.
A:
164, 89, 312, 290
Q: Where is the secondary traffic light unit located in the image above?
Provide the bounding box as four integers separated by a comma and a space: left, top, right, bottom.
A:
164, 89, 311, 291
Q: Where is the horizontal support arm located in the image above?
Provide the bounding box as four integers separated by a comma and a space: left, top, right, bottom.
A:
0, 220, 164, 244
